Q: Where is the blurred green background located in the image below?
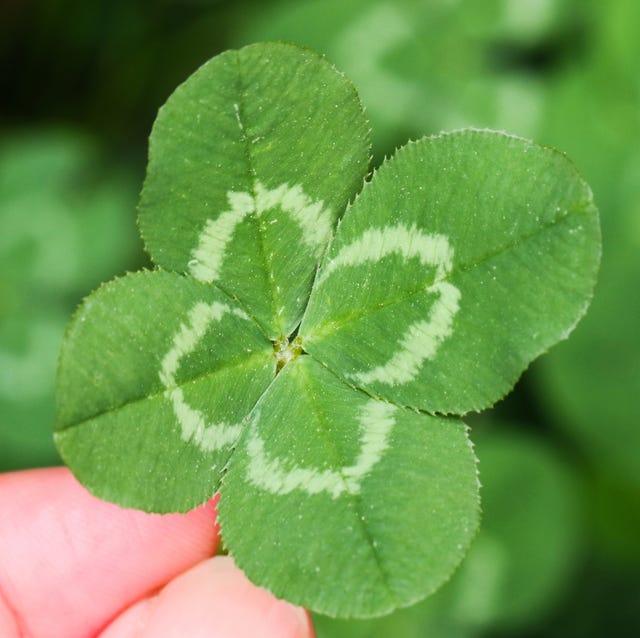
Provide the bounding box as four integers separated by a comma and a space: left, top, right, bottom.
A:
1, 1, 638, 635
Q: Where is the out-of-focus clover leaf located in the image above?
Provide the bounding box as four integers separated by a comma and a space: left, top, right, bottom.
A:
0, 129, 139, 470
234, 0, 587, 153
537, 143, 640, 489
0, 129, 139, 296
443, 427, 583, 630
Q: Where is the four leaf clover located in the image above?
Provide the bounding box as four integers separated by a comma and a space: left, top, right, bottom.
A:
54, 42, 600, 617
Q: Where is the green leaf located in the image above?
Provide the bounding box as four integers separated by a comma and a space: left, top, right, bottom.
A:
219, 355, 479, 617
138, 42, 370, 338
302, 130, 600, 414
54, 270, 274, 512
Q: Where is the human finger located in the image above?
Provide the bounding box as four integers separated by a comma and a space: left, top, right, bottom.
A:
100, 556, 314, 638
0, 467, 218, 638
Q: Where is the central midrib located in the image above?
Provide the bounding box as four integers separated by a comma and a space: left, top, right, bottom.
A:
234, 50, 285, 338
56, 348, 274, 433
306, 200, 593, 341
297, 360, 399, 610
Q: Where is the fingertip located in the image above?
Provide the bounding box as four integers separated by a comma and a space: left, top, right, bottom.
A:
100, 557, 315, 638
0, 467, 219, 638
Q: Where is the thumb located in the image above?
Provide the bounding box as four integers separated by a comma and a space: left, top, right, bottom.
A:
99, 556, 315, 638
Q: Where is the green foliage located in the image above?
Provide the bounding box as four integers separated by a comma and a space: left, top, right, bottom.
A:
237, 0, 640, 502
0, 129, 138, 470
533, 60, 640, 490
54, 42, 599, 616
235, 0, 586, 153
313, 426, 583, 636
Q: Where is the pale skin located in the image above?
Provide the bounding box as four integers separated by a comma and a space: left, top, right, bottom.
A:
0, 467, 314, 638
